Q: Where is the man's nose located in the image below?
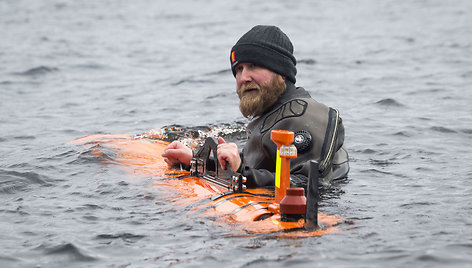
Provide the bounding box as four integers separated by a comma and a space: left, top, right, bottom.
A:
239, 68, 252, 83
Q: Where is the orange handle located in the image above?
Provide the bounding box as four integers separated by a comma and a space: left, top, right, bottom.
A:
271, 130, 297, 203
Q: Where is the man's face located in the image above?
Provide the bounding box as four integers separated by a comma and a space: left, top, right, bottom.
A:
235, 62, 286, 118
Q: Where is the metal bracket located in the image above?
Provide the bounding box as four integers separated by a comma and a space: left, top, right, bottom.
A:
190, 137, 246, 193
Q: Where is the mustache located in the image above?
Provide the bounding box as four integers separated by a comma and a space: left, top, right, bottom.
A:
239, 82, 261, 93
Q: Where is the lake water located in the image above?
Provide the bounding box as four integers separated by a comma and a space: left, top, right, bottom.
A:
1, 0, 472, 267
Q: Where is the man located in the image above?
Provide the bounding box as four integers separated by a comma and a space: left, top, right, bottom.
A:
162, 25, 349, 188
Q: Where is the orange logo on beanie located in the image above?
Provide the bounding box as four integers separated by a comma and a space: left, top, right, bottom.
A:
231, 51, 236, 63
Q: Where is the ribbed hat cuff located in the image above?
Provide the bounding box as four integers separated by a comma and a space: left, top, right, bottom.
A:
231, 43, 297, 83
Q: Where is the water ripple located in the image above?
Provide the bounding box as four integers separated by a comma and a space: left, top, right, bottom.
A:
369, 159, 399, 167
298, 58, 316, 65
172, 78, 213, 86
13, 66, 59, 76
460, 128, 472, 135
43, 243, 97, 262
430, 126, 457, 133
95, 233, 146, 243
399, 202, 435, 208
375, 98, 404, 107
0, 169, 53, 194
393, 131, 412, 137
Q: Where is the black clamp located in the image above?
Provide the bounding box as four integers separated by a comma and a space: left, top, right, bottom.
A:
190, 137, 247, 193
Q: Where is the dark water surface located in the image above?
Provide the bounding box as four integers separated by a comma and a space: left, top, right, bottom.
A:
1, 0, 472, 267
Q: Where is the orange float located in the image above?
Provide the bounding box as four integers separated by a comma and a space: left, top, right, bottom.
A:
69, 132, 346, 237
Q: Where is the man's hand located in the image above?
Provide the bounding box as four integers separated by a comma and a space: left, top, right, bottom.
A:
217, 137, 241, 172
161, 141, 193, 168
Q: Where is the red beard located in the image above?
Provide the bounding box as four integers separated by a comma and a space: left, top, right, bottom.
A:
237, 75, 286, 118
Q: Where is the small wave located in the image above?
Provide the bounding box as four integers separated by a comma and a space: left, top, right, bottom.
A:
415, 166, 433, 172
242, 239, 267, 249
172, 78, 212, 86
393, 131, 411, 137
0, 169, 52, 194
0, 254, 19, 265
206, 92, 230, 100
375, 98, 404, 107
461, 71, 472, 78
361, 148, 377, 154
360, 231, 379, 239
360, 168, 391, 175
298, 58, 316, 65
446, 243, 472, 249
14, 66, 59, 76
204, 69, 232, 76
44, 243, 97, 262
82, 215, 99, 221
319, 179, 348, 199
415, 253, 450, 264
95, 233, 146, 243
369, 159, 398, 167
461, 128, 472, 135
407, 88, 444, 95
399, 202, 435, 208
430, 126, 457, 133
73, 63, 108, 70
67, 145, 117, 165
76, 204, 104, 211
13, 135, 36, 140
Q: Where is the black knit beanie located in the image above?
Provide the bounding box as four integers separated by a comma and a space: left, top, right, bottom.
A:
230, 25, 297, 83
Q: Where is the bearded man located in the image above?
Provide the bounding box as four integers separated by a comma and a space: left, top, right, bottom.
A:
162, 25, 349, 188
